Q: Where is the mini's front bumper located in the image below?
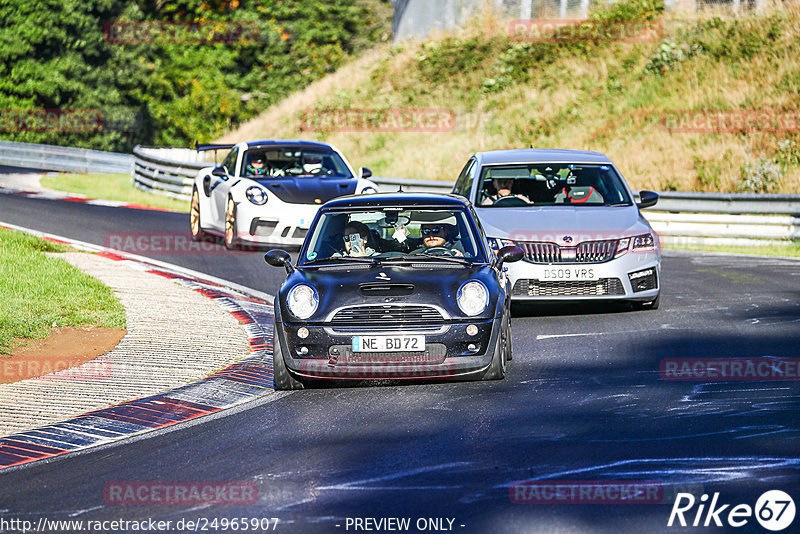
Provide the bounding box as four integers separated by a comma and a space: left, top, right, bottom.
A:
274, 318, 502, 380
506, 249, 661, 301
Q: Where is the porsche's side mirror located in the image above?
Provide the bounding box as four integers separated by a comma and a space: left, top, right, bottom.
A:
495, 245, 524, 268
637, 190, 659, 209
265, 249, 294, 274
359, 167, 372, 179
211, 166, 228, 178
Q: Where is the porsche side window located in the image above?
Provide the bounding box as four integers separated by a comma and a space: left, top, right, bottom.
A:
221, 147, 238, 176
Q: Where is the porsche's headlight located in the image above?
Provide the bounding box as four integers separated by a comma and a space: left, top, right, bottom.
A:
246, 186, 268, 205
457, 280, 489, 317
286, 284, 318, 319
361, 186, 378, 194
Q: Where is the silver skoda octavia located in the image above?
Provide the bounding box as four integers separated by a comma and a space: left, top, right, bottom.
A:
452, 148, 661, 309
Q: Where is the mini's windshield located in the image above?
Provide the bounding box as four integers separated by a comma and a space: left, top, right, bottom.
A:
301, 208, 485, 264
477, 164, 632, 207
242, 148, 352, 178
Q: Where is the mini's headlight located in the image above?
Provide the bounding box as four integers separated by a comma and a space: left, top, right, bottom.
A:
457, 280, 489, 317
246, 186, 268, 205
632, 233, 655, 250
361, 186, 378, 194
286, 284, 318, 319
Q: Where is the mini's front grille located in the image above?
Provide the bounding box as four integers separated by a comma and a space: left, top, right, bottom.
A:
331, 305, 444, 325
514, 239, 619, 264
328, 343, 447, 364
512, 278, 625, 297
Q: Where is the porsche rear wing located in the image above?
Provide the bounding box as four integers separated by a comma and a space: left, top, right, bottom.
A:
194, 141, 235, 152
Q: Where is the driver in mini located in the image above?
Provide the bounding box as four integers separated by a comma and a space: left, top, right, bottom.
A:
481, 178, 530, 205
246, 156, 267, 176
412, 224, 464, 257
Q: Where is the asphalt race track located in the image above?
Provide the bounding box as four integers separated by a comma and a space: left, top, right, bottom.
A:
1, 192, 799, 533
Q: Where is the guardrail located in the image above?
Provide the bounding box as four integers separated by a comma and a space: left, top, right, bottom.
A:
0, 140, 132, 174
131, 146, 210, 200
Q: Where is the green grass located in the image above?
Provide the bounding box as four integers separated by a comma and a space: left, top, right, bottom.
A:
0, 228, 126, 354
664, 242, 800, 258
41, 173, 190, 212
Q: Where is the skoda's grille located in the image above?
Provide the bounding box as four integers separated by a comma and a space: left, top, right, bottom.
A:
512, 278, 625, 297
515, 239, 619, 264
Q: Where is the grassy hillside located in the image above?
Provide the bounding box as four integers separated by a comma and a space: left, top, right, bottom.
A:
217, 0, 800, 193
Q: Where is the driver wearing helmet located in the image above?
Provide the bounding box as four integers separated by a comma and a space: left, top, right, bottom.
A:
246, 156, 267, 176
411, 224, 464, 257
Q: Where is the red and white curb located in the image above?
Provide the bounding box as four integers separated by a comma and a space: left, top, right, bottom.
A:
0, 222, 278, 471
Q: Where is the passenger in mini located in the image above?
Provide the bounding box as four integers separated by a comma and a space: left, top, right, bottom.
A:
333, 221, 376, 257
481, 178, 530, 205
412, 224, 464, 257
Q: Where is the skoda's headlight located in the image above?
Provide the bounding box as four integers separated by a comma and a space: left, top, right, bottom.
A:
487, 237, 513, 254
361, 186, 378, 194
287, 284, 318, 319
246, 186, 268, 205
457, 280, 489, 317
632, 233, 655, 250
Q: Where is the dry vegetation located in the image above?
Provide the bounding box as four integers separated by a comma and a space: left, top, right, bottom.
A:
217, 0, 800, 193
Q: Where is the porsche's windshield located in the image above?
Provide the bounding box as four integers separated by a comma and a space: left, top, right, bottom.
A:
241, 148, 353, 178
301, 208, 485, 264
477, 163, 632, 207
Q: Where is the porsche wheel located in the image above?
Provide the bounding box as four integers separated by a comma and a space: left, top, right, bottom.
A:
273, 322, 304, 390
190, 187, 206, 241
224, 196, 237, 250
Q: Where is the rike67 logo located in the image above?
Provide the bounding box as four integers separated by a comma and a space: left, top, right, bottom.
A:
668, 490, 795, 531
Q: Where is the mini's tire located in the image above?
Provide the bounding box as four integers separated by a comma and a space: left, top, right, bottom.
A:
190, 187, 206, 241
482, 319, 508, 381
272, 322, 304, 390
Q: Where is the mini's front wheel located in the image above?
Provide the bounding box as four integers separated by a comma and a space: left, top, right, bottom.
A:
272, 322, 304, 390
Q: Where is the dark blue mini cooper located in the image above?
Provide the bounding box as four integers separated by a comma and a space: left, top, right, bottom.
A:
265, 192, 523, 389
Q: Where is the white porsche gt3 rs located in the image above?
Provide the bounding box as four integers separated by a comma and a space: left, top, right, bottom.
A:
190, 140, 378, 249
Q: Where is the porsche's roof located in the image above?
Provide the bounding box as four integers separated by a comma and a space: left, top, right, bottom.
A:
475, 148, 613, 166
245, 139, 334, 150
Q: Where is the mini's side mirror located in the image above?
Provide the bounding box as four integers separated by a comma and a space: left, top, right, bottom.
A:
496, 245, 524, 268
265, 249, 294, 274
637, 190, 659, 209
212, 166, 228, 178
359, 167, 372, 179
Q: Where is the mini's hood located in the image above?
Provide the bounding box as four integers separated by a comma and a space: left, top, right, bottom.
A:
279, 263, 500, 322
475, 205, 652, 242
255, 176, 357, 204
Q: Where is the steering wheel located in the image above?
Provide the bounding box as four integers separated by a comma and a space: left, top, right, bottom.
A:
493, 196, 529, 207
422, 246, 455, 256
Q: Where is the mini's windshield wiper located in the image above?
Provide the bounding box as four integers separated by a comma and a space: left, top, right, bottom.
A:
383, 253, 473, 266
302, 257, 381, 266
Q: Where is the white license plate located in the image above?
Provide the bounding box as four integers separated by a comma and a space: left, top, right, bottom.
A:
541, 267, 598, 281
352, 335, 425, 352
